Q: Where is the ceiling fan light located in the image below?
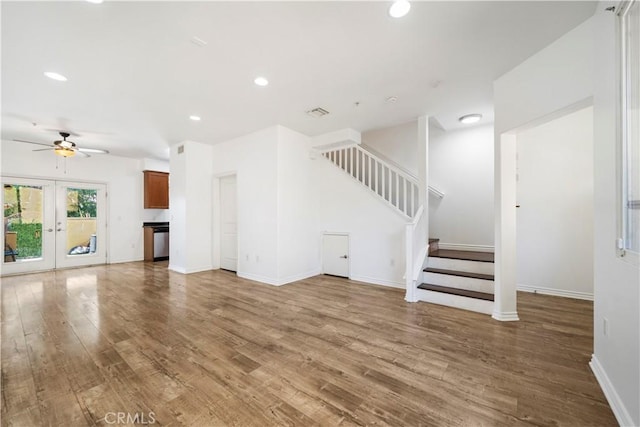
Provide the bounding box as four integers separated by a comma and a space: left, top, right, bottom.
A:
55, 147, 76, 157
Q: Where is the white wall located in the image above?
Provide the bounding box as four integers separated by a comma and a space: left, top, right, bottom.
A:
516, 107, 594, 299
429, 124, 494, 248
311, 154, 407, 288
361, 121, 418, 176
592, 4, 640, 425
276, 126, 321, 282
495, 9, 639, 425
1, 140, 147, 263
210, 127, 280, 283
494, 18, 595, 135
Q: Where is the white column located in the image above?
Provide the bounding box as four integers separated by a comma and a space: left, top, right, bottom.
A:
169, 140, 214, 274
493, 133, 519, 321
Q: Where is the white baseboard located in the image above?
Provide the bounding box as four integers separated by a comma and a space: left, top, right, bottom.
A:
109, 257, 143, 264
437, 243, 495, 253
517, 284, 593, 301
492, 311, 520, 321
169, 265, 214, 275
590, 355, 636, 426
238, 269, 322, 286
277, 269, 322, 285
349, 275, 405, 289
237, 272, 283, 286
168, 264, 187, 274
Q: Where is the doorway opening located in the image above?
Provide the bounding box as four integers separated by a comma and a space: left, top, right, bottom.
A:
2, 177, 107, 275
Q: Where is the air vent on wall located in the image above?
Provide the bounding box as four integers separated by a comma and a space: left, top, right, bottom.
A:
177, 145, 184, 154
306, 107, 330, 118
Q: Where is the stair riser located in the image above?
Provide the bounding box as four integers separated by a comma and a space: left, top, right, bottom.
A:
416, 289, 493, 315
423, 273, 494, 294
428, 257, 494, 275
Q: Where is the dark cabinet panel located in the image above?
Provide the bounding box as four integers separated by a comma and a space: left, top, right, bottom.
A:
144, 171, 169, 209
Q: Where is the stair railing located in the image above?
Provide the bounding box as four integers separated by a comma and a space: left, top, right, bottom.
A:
320, 145, 419, 218
405, 204, 428, 302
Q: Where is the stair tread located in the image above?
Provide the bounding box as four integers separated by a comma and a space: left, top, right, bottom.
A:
418, 283, 495, 301
430, 249, 494, 263
424, 267, 494, 281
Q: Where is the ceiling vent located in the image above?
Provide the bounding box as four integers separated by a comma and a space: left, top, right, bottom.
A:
306, 107, 330, 118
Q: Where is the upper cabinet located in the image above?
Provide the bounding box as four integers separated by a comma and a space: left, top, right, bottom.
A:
143, 170, 169, 209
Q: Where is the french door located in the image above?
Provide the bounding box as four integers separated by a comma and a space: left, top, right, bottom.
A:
2, 177, 107, 275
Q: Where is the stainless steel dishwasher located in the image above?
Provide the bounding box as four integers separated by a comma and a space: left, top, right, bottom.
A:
153, 226, 169, 261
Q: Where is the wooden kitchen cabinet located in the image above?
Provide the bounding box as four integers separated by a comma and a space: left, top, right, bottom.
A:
143, 170, 169, 209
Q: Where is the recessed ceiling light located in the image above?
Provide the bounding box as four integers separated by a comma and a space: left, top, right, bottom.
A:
254, 77, 269, 87
459, 114, 483, 124
389, 0, 411, 18
386, 96, 398, 103
86, 0, 104, 4
189, 115, 201, 121
44, 72, 67, 82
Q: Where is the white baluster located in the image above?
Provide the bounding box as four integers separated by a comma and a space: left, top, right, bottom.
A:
395, 172, 399, 209
350, 147, 354, 176
411, 182, 415, 216
403, 178, 408, 216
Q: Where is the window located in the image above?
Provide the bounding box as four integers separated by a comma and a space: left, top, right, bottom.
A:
620, 0, 640, 259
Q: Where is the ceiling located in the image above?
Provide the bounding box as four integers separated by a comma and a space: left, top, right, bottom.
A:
1, 1, 596, 160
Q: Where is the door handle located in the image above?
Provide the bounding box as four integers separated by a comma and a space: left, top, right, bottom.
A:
340, 255, 348, 259
56, 228, 64, 232
46, 228, 54, 232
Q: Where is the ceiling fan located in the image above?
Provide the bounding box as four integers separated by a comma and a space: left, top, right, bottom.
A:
14, 131, 109, 158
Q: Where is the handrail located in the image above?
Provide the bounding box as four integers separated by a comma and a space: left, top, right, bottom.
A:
410, 204, 424, 225
405, 203, 428, 302
320, 145, 420, 218
355, 145, 445, 199
320, 144, 417, 185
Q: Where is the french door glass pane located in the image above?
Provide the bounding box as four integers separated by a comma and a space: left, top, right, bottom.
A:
65, 187, 98, 256
3, 184, 43, 262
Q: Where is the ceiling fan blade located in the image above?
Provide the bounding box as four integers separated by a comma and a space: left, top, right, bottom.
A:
77, 147, 109, 154
32, 147, 55, 152
75, 151, 91, 158
13, 139, 51, 147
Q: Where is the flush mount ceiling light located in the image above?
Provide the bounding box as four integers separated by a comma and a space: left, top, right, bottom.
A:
389, 0, 411, 18
189, 115, 201, 121
86, 0, 104, 4
44, 72, 67, 82
254, 76, 269, 87
459, 114, 482, 124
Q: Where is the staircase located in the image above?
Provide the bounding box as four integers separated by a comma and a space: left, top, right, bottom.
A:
320, 144, 494, 315
416, 238, 494, 314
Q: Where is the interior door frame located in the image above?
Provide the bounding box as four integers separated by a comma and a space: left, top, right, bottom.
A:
322, 232, 350, 278
212, 171, 238, 271
1, 175, 109, 275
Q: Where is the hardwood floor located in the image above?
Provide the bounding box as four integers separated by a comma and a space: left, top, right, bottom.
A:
1, 262, 616, 426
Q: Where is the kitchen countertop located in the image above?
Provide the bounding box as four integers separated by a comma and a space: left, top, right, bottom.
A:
142, 222, 169, 228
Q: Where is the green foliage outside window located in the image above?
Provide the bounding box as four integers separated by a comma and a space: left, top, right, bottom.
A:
67, 189, 97, 218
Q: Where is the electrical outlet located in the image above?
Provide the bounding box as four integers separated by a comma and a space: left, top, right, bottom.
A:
603, 318, 609, 336
390, 259, 395, 267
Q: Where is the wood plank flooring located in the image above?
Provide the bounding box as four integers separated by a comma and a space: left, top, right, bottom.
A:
1, 262, 616, 426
